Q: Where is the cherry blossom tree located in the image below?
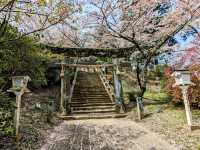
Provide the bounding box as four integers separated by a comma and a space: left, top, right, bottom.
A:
0, 0, 80, 43
89, 0, 200, 96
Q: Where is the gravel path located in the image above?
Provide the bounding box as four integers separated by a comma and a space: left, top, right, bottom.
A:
40, 119, 178, 150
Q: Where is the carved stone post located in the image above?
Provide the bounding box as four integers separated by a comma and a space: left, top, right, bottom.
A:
60, 63, 66, 115
181, 86, 193, 129
136, 97, 144, 120
15, 91, 23, 140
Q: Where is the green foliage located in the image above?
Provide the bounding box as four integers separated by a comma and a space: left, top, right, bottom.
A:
144, 90, 172, 102
148, 64, 168, 79
127, 90, 141, 101
97, 57, 112, 63
0, 24, 49, 89
154, 65, 165, 77
160, 77, 168, 90
0, 91, 15, 136
127, 89, 171, 102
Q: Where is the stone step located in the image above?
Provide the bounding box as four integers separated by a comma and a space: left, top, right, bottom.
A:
72, 99, 111, 102
73, 90, 107, 92
74, 84, 102, 86
73, 89, 106, 92
72, 98, 111, 100
72, 109, 116, 114
72, 99, 110, 101
71, 102, 115, 107
76, 83, 102, 85
73, 92, 105, 94
72, 97, 110, 100
73, 94, 107, 96
72, 93, 108, 95
59, 113, 127, 120
76, 81, 98, 83
72, 99, 111, 103
71, 101, 113, 104
73, 94, 108, 96
76, 77, 99, 79
74, 85, 103, 87
72, 102, 113, 105
72, 97, 109, 99
73, 93, 108, 95
72, 105, 115, 110
72, 96, 110, 98
67, 70, 116, 119
74, 85, 104, 87
74, 89, 108, 93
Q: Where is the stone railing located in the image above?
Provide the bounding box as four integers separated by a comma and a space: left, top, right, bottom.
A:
98, 68, 115, 102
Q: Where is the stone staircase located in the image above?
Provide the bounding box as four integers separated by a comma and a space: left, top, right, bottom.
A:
61, 71, 126, 120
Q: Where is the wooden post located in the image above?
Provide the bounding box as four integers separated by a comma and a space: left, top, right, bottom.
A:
60, 64, 66, 115
181, 86, 193, 129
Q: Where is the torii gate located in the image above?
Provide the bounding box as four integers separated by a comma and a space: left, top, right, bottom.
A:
47, 45, 136, 116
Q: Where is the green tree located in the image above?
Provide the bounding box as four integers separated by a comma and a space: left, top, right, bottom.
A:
0, 24, 48, 89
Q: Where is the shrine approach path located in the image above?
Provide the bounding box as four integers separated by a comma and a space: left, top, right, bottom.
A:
40, 118, 178, 150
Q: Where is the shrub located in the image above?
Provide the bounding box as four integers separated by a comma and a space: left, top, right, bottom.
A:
0, 91, 15, 136
127, 90, 142, 101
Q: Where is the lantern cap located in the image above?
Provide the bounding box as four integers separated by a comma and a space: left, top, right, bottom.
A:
7, 75, 31, 94
11, 75, 31, 80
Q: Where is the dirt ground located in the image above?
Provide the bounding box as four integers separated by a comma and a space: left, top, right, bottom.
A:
132, 105, 200, 150
40, 119, 179, 150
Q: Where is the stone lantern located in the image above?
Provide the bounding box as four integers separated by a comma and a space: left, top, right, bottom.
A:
172, 69, 194, 86
172, 69, 194, 130
7, 76, 31, 140
10, 76, 31, 93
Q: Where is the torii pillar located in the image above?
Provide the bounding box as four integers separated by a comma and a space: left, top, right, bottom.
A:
60, 62, 66, 115
112, 58, 125, 113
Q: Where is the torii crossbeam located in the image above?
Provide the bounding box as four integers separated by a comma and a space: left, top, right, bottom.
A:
45, 45, 136, 58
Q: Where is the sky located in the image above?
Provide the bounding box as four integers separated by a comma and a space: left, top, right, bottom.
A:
158, 28, 200, 65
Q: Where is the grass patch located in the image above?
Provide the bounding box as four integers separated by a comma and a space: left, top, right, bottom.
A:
192, 109, 200, 120
144, 90, 171, 102
129, 102, 200, 150
145, 105, 159, 113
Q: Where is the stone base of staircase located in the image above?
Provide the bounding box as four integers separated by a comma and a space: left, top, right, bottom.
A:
63, 71, 127, 120
59, 113, 127, 120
